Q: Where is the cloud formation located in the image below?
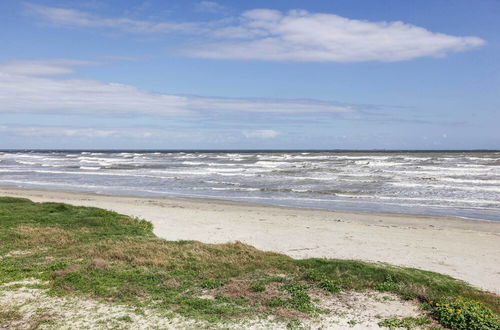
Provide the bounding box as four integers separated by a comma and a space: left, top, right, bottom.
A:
0, 59, 99, 76
0, 60, 352, 116
184, 9, 485, 62
195, 1, 226, 14
26, 3, 205, 34
0, 124, 206, 140
0, 125, 272, 145
243, 129, 279, 139
27, 4, 485, 62
0, 125, 119, 138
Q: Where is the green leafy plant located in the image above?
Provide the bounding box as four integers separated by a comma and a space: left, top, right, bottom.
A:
266, 283, 315, 313
318, 279, 340, 293
249, 282, 266, 292
432, 298, 499, 330
286, 319, 302, 329
283, 283, 314, 313
378, 316, 430, 329
116, 315, 133, 323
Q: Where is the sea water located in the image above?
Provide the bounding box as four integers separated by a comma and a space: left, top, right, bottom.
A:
0, 150, 499, 221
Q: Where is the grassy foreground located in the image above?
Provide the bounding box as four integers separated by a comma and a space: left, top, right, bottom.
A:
0, 197, 498, 329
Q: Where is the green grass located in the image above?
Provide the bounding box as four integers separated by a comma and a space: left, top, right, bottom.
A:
378, 316, 431, 329
249, 282, 266, 292
0, 197, 498, 327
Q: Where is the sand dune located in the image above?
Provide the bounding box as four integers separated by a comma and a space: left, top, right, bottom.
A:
1, 185, 499, 294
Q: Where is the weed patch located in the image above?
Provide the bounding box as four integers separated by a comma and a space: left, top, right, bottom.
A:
317, 279, 340, 294
378, 316, 430, 329
249, 282, 266, 292
0, 306, 22, 323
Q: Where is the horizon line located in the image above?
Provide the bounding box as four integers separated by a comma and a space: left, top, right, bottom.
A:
1, 149, 499, 153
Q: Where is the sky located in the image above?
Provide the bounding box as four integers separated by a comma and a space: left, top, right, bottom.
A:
0, 0, 499, 149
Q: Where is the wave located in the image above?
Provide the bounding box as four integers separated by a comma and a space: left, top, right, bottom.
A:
389, 182, 500, 192
207, 187, 361, 195
1, 151, 499, 220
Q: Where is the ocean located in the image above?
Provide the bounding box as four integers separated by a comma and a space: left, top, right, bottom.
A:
0, 150, 499, 221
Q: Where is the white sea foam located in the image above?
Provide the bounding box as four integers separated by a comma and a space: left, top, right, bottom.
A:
1, 151, 499, 220
389, 182, 500, 192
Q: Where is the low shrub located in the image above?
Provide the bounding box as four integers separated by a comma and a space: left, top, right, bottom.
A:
432, 298, 499, 330
317, 279, 340, 293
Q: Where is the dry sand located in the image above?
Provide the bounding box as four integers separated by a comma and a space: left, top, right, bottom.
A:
0, 279, 425, 329
1, 185, 499, 295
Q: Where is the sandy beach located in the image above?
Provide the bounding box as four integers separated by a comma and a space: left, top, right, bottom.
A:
1, 185, 499, 295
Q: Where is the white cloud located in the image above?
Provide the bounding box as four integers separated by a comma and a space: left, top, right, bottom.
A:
0, 125, 196, 139
26, 2, 205, 34
195, 1, 226, 14
243, 129, 279, 139
0, 60, 352, 116
0, 125, 269, 145
0, 125, 118, 138
27, 3, 485, 62
183, 9, 485, 62
0, 64, 190, 116
187, 96, 351, 114
0, 59, 99, 76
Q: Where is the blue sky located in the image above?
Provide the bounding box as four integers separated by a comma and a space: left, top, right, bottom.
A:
0, 0, 498, 149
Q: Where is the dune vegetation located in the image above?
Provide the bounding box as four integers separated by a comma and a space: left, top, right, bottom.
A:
0, 197, 498, 329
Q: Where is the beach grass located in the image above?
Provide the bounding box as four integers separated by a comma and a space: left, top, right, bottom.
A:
0, 196, 498, 328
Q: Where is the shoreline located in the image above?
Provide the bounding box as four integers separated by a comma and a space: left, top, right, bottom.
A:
1, 184, 497, 227
1, 185, 499, 294
1, 183, 498, 225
